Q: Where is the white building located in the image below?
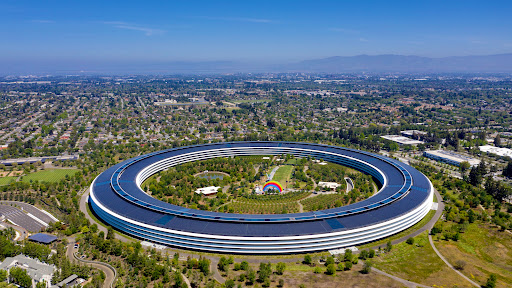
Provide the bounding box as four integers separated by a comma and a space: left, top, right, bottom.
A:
318, 182, 341, 189
479, 145, 512, 158
195, 186, 221, 196
381, 135, 424, 145
423, 150, 480, 167
0, 254, 55, 288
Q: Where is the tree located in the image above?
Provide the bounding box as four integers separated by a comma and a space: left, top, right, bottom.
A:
246, 268, 256, 285
344, 249, 353, 262
385, 241, 393, 252
225, 279, 235, 288
218, 257, 229, 272
325, 256, 335, 266
484, 274, 497, 288
454, 260, 466, 270
469, 166, 483, 186
240, 261, 249, 271
275, 262, 285, 275
344, 261, 352, 270
198, 257, 210, 276
503, 161, 512, 178
303, 255, 312, 265
337, 262, 344, 271
173, 271, 184, 288
106, 226, 115, 240
326, 263, 336, 275
9, 267, 32, 288
459, 161, 471, 177
359, 250, 368, 260
0, 270, 6, 282
406, 237, 415, 245
258, 262, 272, 283
361, 261, 372, 274
368, 249, 375, 258
494, 135, 502, 147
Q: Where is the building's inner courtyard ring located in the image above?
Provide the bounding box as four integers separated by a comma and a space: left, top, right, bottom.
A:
90, 141, 433, 254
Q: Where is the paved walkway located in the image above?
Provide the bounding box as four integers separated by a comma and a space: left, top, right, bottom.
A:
372, 266, 430, 288
428, 235, 480, 287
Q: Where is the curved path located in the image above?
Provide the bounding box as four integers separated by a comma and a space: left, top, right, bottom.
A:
66, 237, 117, 288
428, 235, 480, 287
371, 266, 430, 288
1, 221, 28, 240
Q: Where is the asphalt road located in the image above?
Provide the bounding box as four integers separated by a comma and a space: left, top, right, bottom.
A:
66, 237, 117, 288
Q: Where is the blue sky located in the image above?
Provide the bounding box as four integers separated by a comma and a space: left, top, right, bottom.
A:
1, 0, 512, 63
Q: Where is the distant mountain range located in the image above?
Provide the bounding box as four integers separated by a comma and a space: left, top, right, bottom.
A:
2, 53, 512, 75
285, 54, 512, 73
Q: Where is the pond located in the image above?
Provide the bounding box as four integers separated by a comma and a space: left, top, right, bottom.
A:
196, 171, 225, 180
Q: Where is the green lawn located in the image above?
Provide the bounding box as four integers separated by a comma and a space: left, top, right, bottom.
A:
0, 176, 16, 186
436, 223, 512, 287
21, 169, 80, 183
273, 165, 294, 189
373, 231, 469, 287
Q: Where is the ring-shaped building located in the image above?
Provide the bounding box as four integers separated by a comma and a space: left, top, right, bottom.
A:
89, 142, 433, 254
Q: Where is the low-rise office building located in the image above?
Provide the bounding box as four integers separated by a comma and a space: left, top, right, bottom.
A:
423, 150, 480, 167
0, 254, 55, 288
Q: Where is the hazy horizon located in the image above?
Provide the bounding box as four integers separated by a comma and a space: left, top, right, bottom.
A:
2, 0, 512, 74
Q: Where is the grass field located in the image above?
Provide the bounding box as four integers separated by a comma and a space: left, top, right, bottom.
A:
374, 231, 471, 287
273, 165, 294, 189
436, 223, 512, 287
0, 176, 17, 186
21, 169, 80, 183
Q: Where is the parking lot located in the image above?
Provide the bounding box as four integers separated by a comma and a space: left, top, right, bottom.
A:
0, 204, 47, 232
0, 201, 58, 224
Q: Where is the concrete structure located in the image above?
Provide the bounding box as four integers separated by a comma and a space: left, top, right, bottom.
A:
479, 145, 512, 158
89, 142, 433, 254
401, 130, 428, 138
194, 186, 220, 196
423, 150, 480, 167
318, 182, 341, 189
381, 135, 424, 145
0, 254, 55, 288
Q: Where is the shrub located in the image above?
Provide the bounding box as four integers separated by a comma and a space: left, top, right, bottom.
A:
314, 267, 322, 274
344, 261, 352, 270
337, 262, 344, 271
454, 260, 466, 270
361, 261, 372, 274
326, 264, 336, 275
406, 237, 415, 245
